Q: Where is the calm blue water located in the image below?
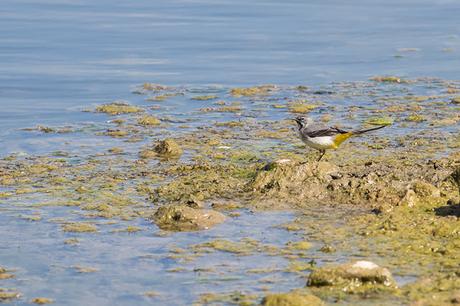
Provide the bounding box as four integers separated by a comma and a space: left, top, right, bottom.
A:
1, 0, 459, 136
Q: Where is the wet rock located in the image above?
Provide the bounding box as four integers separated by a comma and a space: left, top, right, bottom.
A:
261, 290, 324, 306
451, 96, 460, 104
95, 102, 143, 115
307, 260, 396, 290
399, 180, 441, 207
251, 161, 339, 204
152, 205, 226, 231
154, 139, 182, 158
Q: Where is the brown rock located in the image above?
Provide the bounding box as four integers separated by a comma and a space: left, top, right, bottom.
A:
152, 205, 226, 231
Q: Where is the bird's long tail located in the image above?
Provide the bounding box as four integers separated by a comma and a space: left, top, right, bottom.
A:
352, 125, 386, 135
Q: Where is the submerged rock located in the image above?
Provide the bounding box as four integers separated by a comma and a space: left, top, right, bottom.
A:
152, 205, 225, 231
261, 290, 324, 306
307, 260, 396, 291
154, 139, 183, 158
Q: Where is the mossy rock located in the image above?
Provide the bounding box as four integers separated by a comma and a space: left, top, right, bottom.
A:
251, 161, 339, 202
95, 102, 143, 115
154, 139, 182, 158
261, 290, 324, 306
307, 261, 396, 291
151, 205, 226, 231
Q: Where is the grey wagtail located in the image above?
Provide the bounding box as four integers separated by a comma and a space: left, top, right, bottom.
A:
293, 116, 386, 161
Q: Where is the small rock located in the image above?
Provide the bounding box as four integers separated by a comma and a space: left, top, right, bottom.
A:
307, 260, 396, 289
152, 205, 226, 231
154, 139, 182, 158
451, 96, 460, 104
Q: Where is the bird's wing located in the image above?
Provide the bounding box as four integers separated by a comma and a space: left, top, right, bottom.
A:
302, 126, 349, 138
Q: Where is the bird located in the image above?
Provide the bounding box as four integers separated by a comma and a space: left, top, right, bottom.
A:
293, 116, 386, 162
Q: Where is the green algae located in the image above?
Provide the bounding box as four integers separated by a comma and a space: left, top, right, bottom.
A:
137, 115, 161, 126
62, 223, 98, 233
364, 116, 394, 126
191, 95, 218, 101
0, 289, 20, 301
200, 102, 243, 113
95, 102, 143, 115
230, 85, 276, 97
31, 297, 54, 304
371, 76, 406, 83
141, 83, 169, 91
153, 139, 182, 157
288, 101, 318, 114
406, 114, 426, 122
1, 79, 460, 305
261, 290, 324, 306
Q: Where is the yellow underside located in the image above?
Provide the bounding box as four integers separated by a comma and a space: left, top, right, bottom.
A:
331, 132, 353, 149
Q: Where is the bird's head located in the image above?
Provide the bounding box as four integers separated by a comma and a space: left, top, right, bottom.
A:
293, 116, 312, 129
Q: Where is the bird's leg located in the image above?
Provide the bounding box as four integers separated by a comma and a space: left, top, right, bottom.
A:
317, 150, 326, 162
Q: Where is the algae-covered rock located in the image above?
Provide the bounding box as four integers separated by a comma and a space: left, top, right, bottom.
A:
0, 289, 20, 301
451, 96, 460, 104
371, 76, 404, 83
95, 102, 143, 115
62, 222, 97, 233
251, 161, 339, 204
399, 180, 441, 207
31, 297, 54, 304
154, 139, 182, 158
152, 205, 225, 231
307, 260, 396, 290
137, 115, 161, 126
261, 290, 324, 306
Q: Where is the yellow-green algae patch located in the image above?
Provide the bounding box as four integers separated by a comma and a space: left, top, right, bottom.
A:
364, 116, 394, 126
230, 85, 276, 97
0, 289, 20, 301
371, 76, 406, 83
197, 291, 257, 305
191, 95, 218, 101
62, 222, 98, 233
31, 297, 54, 304
95, 102, 143, 115
137, 115, 161, 126
288, 101, 318, 114
261, 290, 324, 306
